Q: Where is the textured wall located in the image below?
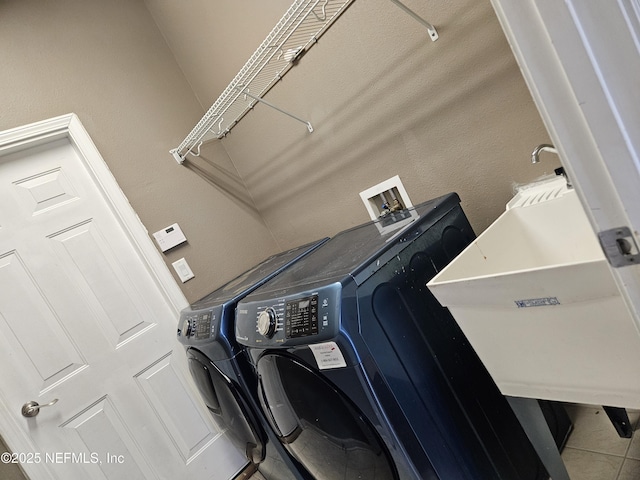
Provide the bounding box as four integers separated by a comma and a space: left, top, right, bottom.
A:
144, 0, 294, 109
0, 0, 562, 302
216, 0, 561, 246
0, 0, 279, 302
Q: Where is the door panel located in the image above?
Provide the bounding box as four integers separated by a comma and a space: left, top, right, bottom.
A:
134, 354, 218, 461
12, 166, 79, 216
61, 396, 154, 480
0, 249, 89, 393
48, 219, 154, 347
0, 119, 245, 479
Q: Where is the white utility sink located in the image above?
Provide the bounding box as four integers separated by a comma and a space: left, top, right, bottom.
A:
428, 176, 640, 408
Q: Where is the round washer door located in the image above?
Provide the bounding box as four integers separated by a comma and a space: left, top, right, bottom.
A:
187, 348, 264, 464
257, 353, 397, 480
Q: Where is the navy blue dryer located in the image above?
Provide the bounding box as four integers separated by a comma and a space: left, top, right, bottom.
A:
177, 239, 327, 480
235, 193, 550, 480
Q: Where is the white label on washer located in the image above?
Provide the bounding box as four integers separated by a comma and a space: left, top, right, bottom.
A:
309, 342, 347, 370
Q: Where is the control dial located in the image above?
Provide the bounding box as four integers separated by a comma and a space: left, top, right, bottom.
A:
181, 318, 192, 337
257, 308, 277, 338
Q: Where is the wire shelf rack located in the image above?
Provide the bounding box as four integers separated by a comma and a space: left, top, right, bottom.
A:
170, 0, 438, 164
171, 0, 356, 163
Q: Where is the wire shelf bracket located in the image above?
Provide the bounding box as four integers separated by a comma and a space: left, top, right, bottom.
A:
241, 89, 313, 133
389, 0, 438, 41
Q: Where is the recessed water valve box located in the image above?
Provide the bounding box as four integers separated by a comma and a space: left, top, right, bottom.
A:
359, 175, 413, 221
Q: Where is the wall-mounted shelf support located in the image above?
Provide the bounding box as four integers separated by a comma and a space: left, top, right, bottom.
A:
242, 89, 313, 133
389, 0, 438, 41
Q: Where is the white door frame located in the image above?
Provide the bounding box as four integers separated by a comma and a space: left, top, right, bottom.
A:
490, 0, 640, 340
0, 113, 189, 473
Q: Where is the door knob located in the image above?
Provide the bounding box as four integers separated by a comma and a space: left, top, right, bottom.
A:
21, 398, 58, 417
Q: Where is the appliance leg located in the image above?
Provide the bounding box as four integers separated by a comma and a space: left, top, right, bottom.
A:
507, 396, 571, 480
602, 406, 633, 438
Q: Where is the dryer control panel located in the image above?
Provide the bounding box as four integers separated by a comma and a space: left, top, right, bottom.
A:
236, 284, 341, 347
177, 306, 221, 346
285, 295, 319, 338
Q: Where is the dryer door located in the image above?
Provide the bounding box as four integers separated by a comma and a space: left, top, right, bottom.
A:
257, 353, 397, 480
187, 348, 265, 464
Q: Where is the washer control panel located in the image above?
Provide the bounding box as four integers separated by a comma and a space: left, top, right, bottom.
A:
236, 284, 341, 347
177, 308, 217, 344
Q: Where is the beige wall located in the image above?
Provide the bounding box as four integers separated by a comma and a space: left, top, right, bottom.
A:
145, 0, 294, 109
218, 0, 561, 246
0, 0, 278, 302
0, 0, 562, 302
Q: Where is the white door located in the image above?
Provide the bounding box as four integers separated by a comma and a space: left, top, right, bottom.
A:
0, 115, 246, 479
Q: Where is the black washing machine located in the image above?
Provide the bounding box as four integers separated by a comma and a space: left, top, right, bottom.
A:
235, 193, 569, 480
177, 239, 327, 480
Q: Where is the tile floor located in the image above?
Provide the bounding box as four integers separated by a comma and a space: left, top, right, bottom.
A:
562, 404, 640, 479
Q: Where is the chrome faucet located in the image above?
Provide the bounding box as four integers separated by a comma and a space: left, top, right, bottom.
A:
531, 144, 558, 164
530, 143, 572, 188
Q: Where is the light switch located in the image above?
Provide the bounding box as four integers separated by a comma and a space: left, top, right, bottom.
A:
172, 258, 195, 283
153, 223, 187, 252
